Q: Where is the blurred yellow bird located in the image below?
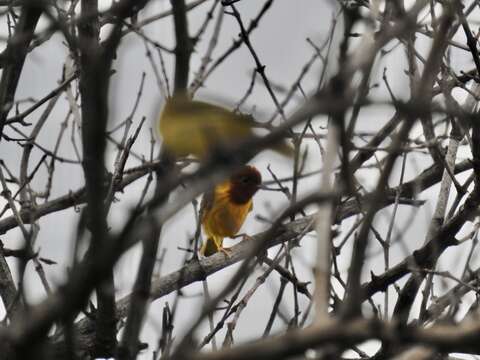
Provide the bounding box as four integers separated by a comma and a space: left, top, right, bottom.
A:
158, 93, 293, 159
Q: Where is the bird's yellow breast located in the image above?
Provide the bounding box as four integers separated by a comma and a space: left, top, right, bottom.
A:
202, 182, 252, 239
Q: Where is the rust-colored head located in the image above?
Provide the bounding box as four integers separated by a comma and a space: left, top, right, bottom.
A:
228, 166, 262, 205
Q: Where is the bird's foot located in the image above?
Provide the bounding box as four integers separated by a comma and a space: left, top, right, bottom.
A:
233, 233, 254, 242
243, 234, 255, 242
219, 246, 233, 258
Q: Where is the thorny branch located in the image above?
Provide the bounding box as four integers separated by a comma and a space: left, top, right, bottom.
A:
2, 1, 480, 359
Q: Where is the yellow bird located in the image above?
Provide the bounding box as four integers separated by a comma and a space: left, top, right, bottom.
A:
158, 93, 293, 159
200, 165, 262, 256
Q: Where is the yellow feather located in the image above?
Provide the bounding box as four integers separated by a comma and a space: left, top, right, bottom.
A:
200, 180, 253, 256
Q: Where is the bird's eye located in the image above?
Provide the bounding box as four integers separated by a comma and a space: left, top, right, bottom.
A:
241, 176, 249, 183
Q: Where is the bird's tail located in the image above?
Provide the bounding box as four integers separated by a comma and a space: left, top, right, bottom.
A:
200, 236, 222, 257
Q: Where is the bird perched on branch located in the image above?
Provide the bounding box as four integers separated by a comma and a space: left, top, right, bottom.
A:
200, 165, 262, 257
158, 93, 293, 159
